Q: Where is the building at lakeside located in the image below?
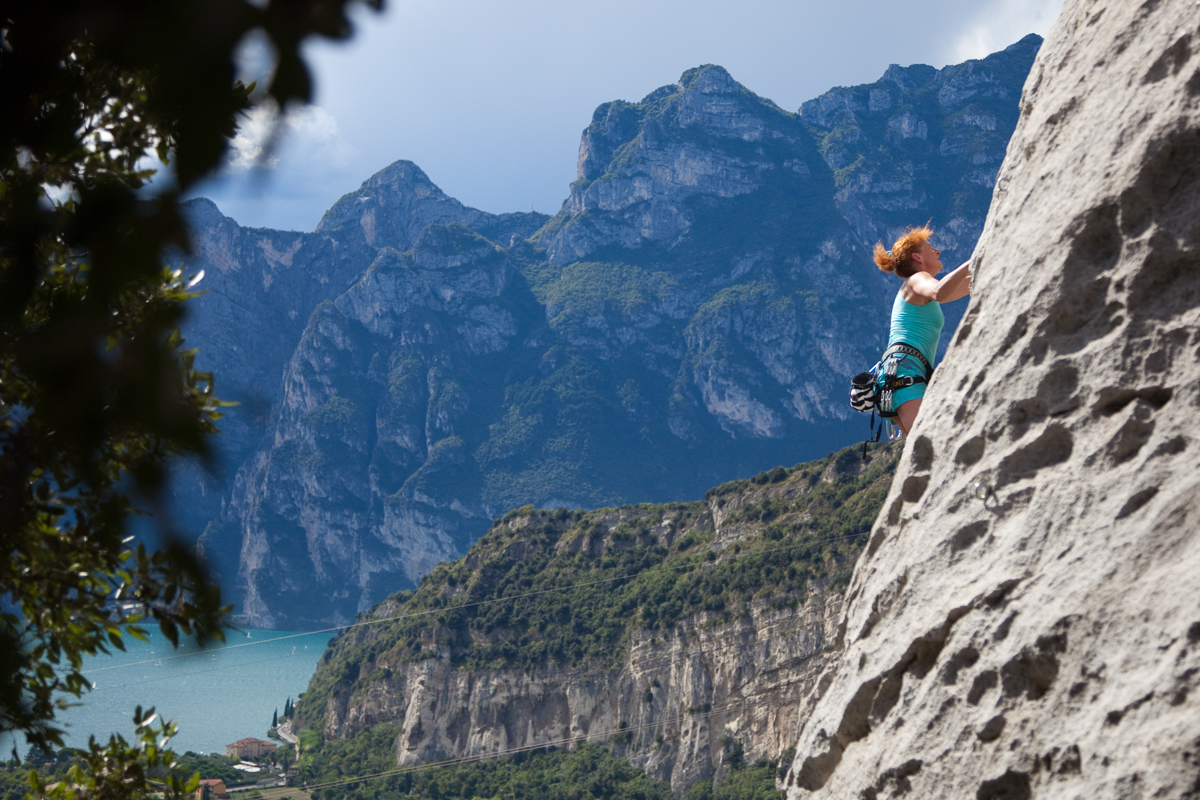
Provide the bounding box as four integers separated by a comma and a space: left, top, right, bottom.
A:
196, 779, 230, 800
224, 737, 277, 760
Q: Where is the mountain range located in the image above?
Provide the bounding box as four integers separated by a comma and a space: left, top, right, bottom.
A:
177, 35, 1042, 629
281, 1, 1200, 796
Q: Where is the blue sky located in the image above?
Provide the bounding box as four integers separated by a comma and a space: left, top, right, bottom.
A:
191, 0, 1065, 232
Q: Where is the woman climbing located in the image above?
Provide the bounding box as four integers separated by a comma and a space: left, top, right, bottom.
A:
873, 225, 971, 434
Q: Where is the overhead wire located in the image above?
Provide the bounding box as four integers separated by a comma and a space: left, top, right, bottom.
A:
83, 619, 836, 760
55, 500, 879, 790
86, 524, 866, 676
529, 612, 835, 687
66, 530, 850, 788
87, 653, 310, 693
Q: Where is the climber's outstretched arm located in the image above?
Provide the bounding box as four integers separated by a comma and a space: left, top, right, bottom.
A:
936, 261, 972, 302
908, 261, 971, 303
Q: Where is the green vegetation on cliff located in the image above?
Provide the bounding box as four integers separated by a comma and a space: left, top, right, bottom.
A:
0, 751, 253, 800
298, 724, 777, 800
299, 442, 898, 730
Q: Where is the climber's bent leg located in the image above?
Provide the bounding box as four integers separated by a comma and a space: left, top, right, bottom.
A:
896, 398, 923, 435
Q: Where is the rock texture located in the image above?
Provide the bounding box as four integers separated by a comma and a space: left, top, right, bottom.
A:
228, 225, 526, 626
781, 1, 1200, 797
181, 167, 548, 626
179, 42, 1040, 628
349, 589, 839, 796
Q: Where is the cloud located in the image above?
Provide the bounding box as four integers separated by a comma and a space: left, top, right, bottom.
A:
189, 104, 359, 231
947, 0, 1065, 63
233, 27, 277, 91
227, 104, 353, 173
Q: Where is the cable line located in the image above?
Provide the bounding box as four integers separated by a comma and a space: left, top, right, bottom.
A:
534, 614, 833, 686
87, 528, 864, 675
87, 652, 311, 693
82, 631, 836, 760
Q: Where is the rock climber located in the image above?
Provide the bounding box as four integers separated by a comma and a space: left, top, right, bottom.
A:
873, 225, 972, 434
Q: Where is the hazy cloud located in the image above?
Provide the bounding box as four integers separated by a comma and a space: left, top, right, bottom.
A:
233, 28, 277, 93
189, 104, 356, 231
948, 0, 1065, 62
227, 104, 352, 173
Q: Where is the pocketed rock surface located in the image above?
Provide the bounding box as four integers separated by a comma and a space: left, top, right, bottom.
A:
782, 1, 1200, 798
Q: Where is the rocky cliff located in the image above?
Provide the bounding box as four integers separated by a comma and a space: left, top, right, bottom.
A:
780, 1, 1200, 797
180, 40, 1041, 628
181, 167, 549, 623
299, 444, 898, 794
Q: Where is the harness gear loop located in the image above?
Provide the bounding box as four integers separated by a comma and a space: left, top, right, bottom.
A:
851, 342, 936, 459
881, 342, 933, 377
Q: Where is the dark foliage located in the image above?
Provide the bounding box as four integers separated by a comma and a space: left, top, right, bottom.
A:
172, 753, 252, 788
0, 0, 381, 794
683, 761, 779, 800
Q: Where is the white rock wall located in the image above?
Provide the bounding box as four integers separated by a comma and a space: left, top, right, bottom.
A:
327, 592, 841, 796
782, 0, 1200, 797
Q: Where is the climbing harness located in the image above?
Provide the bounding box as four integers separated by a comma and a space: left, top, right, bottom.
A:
849, 343, 934, 459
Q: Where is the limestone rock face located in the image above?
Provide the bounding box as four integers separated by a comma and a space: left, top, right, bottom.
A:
182, 167, 547, 628
336, 590, 841, 796
229, 225, 523, 628
799, 36, 1040, 283
315, 161, 545, 252
180, 197, 376, 585
542, 65, 803, 267
781, 1, 1200, 797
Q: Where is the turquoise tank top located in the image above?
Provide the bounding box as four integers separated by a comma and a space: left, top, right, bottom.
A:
888, 292, 944, 367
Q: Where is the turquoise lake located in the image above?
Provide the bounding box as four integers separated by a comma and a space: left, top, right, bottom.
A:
8, 629, 332, 757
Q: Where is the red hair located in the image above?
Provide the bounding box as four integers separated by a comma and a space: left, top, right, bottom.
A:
873, 225, 933, 278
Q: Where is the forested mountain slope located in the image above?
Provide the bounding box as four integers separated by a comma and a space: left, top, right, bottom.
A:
298, 733, 781, 800
295, 442, 899, 793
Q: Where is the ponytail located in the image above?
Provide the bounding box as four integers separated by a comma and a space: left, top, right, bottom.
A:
874, 224, 933, 278
873, 243, 898, 273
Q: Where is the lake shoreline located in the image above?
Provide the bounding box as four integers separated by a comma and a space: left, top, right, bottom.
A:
15, 629, 332, 757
